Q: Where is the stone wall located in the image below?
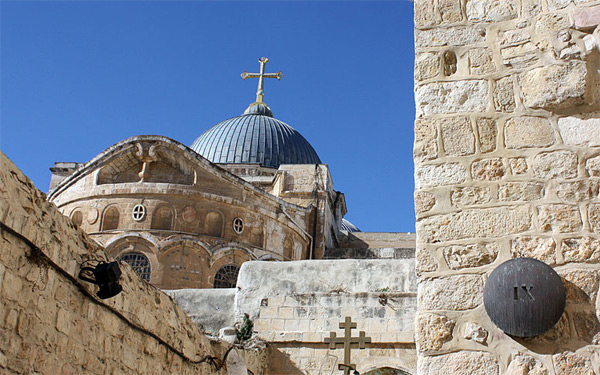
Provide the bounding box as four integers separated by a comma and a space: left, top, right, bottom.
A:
235, 259, 417, 374
414, 0, 600, 374
0, 152, 265, 374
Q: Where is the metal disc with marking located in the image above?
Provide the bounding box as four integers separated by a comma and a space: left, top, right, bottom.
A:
483, 258, 565, 337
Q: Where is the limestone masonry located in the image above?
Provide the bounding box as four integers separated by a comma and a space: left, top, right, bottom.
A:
414, 0, 600, 373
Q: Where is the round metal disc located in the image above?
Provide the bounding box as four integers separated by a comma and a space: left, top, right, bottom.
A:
483, 258, 565, 337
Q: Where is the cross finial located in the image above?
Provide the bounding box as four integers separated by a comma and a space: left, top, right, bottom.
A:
324, 316, 371, 375
241, 57, 283, 103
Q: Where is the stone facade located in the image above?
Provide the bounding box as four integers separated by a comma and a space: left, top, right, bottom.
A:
0, 153, 267, 375
414, 0, 600, 373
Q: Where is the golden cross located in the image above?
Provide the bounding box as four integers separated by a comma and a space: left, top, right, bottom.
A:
241, 57, 283, 103
324, 316, 371, 375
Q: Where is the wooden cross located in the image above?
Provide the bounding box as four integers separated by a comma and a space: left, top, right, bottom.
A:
324, 316, 371, 375
241, 57, 283, 103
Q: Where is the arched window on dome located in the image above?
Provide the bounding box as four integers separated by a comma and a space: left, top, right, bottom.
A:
71, 210, 83, 227
151, 206, 173, 231
101, 206, 120, 231
213, 264, 240, 288
118, 252, 151, 282
205, 211, 223, 237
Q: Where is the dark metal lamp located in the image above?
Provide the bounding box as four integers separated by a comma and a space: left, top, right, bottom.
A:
78, 261, 123, 299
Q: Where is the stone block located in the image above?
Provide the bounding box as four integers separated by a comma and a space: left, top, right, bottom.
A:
499, 182, 544, 202
509, 157, 528, 175
493, 76, 516, 112
506, 353, 548, 375
418, 275, 483, 310
418, 351, 499, 375
560, 269, 600, 303
415, 26, 486, 48
537, 204, 582, 233
571, 310, 600, 343
414, 118, 438, 161
451, 186, 493, 207
415, 191, 436, 214
417, 206, 532, 243
500, 42, 538, 68
535, 13, 571, 36
476, 118, 497, 153
463, 322, 488, 344
511, 237, 557, 265
466, 0, 518, 22
416, 248, 438, 274
415, 52, 440, 82
558, 115, 600, 147
498, 29, 531, 46
469, 48, 496, 75
532, 151, 578, 179
520, 62, 587, 110
471, 158, 506, 181
439, 0, 462, 23
442, 242, 498, 270
562, 237, 600, 263
552, 352, 594, 375
1, 270, 22, 302
414, 0, 440, 28
573, 4, 600, 30
589, 204, 600, 233
586, 155, 600, 177
416, 313, 455, 352
415, 163, 468, 189
547, 0, 571, 10
505, 117, 555, 149
415, 80, 489, 116
521, 0, 542, 18
442, 51, 458, 77
556, 180, 593, 202
440, 117, 475, 156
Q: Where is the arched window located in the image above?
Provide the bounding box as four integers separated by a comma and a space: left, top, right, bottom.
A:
101, 207, 120, 231
213, 264, 240, 288
71, 210, 83, 227
118, 252, 151, 282
151, 206, 173, 231
205, 211, 223, 237
283, 237, 294, 260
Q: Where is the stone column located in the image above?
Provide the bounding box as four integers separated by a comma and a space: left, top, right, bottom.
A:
413, 0, 600, 373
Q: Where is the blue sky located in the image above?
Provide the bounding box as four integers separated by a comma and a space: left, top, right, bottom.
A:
1, 1, 415, 232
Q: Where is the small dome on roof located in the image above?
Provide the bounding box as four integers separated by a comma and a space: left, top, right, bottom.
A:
341, 218, 361, 232
190, 102, 321, 169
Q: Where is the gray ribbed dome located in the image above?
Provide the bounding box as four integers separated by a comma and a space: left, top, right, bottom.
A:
190, 103, 321, 169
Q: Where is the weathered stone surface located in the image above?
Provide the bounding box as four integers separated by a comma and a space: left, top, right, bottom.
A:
440, 117, 475, 156
469, 48, 496, 75
442, 51, 458, 76
418, 351, 499, 375
558, 115, 600, 146
547, 0, 570, 10
521, 0, 542, 18
416, 248, 438, 274
416, 313, 455, 352
414, 0, 439, 28
556, 180, 592, 202
573, 4, 600, 30
537, 204, 582, 233
417, 206, 531, 243
415, 52, 440, 82
505, 117, 555, 149
520, 62, 587, 110
415, 80, 489, 116
463, 322, 488, 344
586, 155, 600, 177
562, 237, 600, 263
415, 26, 486, 48
466, 0, 518, 22
511, 237, 557, 265
535, 13, 571, 36
506, 353, 548, 375
471, 158, 506, 181
532, 151, 578, 179
415, 191, 436, 214
553, 352, 594, 375
439, 0, 462, 23
571, 311, 600, 343
589, 204, 600, 233
166, 288, 236, 335
442, 242, 498, 270
415, 163, 468, 189
498, 29, 531, 46
476, 118, 497, 153
418, 275, 483, 310
499, 182, 544, 202
414, 118, 438, 161
559, 269, 600, 303
501, 42, 538, 68
493, 76, 516, 112
451, 186, 493, 207
509, 157, 528, 175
